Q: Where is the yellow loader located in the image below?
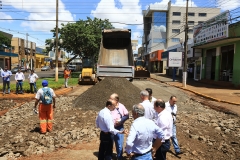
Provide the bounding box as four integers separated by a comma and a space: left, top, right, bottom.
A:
78, 57, 96, 85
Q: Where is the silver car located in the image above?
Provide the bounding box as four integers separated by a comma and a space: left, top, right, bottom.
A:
41, 66, 51, 71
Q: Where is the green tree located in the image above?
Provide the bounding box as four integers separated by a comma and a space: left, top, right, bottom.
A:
45, 17, 114, 64
0, 33, 11, 49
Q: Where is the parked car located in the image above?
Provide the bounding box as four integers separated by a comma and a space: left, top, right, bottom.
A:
11, 67, 26, 74
68, 65, 76, 72
41, 66, 51, 71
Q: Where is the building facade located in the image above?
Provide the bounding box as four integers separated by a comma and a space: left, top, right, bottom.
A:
193, 19, 240, 87
11, 37, 36, 70
142, 1, 221, 74
0, 31, 18, 69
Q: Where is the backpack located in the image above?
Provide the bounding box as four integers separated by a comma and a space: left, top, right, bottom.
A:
41, 87, 53, 104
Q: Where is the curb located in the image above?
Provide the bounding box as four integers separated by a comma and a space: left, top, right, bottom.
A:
151, 76, 240, 106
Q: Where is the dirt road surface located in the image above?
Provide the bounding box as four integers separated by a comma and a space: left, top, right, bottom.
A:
0, 79, 239, 160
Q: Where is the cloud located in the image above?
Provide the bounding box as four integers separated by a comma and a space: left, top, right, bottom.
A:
216, 0, 240, 10
152, 25, 166, 32
0, 12, 13, 22
4, 0, 75, 32
146, 0, 197, 9
91, 0, 143, 29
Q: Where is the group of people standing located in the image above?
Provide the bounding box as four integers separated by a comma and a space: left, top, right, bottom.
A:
96, 88, 182, 160
1, 66, 72, 95
1, 66, 39, 95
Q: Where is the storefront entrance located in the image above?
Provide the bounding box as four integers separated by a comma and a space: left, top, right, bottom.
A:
205, 48, 216, 80
220, 44, 234, 81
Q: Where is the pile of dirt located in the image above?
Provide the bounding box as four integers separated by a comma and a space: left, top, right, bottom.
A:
73, 78, 142, 111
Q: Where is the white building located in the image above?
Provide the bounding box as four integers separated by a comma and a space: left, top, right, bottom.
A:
142, 1, 221, 74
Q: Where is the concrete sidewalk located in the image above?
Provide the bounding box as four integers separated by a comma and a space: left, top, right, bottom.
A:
151, 73, 240, 105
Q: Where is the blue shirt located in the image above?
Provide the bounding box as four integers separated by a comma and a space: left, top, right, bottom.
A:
125, 117, 165, 154
1, 70, 12, 81
96, 107, 121, 135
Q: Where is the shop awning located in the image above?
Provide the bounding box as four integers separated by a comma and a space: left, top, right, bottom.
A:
192, 37, 240, 49
0, 51, 18, 57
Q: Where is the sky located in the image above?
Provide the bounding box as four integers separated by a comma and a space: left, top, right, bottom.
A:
0, 0, 240, 52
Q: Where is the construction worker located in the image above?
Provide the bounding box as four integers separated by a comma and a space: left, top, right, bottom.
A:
64, 67, 71, 88
34, 80, 56, 134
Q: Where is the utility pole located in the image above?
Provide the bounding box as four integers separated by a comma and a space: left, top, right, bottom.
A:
26, 33, 29, 70
55, 0, 59, 82
183, 0, 189, 88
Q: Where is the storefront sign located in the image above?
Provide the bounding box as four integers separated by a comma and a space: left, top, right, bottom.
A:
193, 11, 229, 46
168, 52, 182, 67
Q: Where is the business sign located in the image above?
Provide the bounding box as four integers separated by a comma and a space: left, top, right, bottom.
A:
168, 52, 182, 67
193, 11, 229, 46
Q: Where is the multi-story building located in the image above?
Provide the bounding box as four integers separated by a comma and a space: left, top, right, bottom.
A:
142, 1, 221, 73
0, 31, 18, 69
11, 37, 36, 70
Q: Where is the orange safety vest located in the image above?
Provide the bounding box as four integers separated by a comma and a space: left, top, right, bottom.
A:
64, 70, 71, 79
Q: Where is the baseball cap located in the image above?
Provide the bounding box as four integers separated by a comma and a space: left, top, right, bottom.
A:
42, 80, 48, 87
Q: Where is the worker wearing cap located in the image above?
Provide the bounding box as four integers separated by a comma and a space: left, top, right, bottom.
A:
34, 80, 56, 134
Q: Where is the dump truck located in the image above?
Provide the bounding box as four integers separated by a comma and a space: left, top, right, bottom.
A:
96, 29, 135, 82
134, 58, 150, 78
78, 57, 96, 85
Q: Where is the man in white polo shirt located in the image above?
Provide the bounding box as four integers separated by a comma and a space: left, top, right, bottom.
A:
15, 69, 25, 94
28, 70, 39, 93
154, 99, 173, 160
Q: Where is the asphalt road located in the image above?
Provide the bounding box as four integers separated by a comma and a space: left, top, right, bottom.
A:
0, 70, 63, 83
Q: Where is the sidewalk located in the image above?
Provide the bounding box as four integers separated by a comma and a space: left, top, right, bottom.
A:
151, 73, 240, 105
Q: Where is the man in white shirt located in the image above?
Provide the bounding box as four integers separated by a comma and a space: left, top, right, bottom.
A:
96, 99, 126, 160
165, 96, 182, 155
1, 66, 12, 95
146, 88, 157, 105
15, 69, 25, 94
140, 90, 156, 120
125, 103, 164, 159
28, 70, 39, 93
154, 99, 173, 160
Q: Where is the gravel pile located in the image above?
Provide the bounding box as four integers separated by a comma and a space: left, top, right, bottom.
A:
73, 78, 141, 110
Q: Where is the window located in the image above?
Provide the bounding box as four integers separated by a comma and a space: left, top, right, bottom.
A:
172, 29, 180, 33
172, 20, 181, 25
173, 12, 181, 16
199, 13, 207, 17
188, 21, 194, 25
188, 29, 193, 33
198, 21, 204, 24
171, 38, 180, 42
188, 12, 195, 16
153, 38, 166, 43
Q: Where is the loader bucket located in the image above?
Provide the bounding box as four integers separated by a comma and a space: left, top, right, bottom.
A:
134, 70, 150, 79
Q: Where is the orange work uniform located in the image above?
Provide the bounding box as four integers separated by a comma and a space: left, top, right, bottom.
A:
39, 103, 53, 133
64, 70, 71, 79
